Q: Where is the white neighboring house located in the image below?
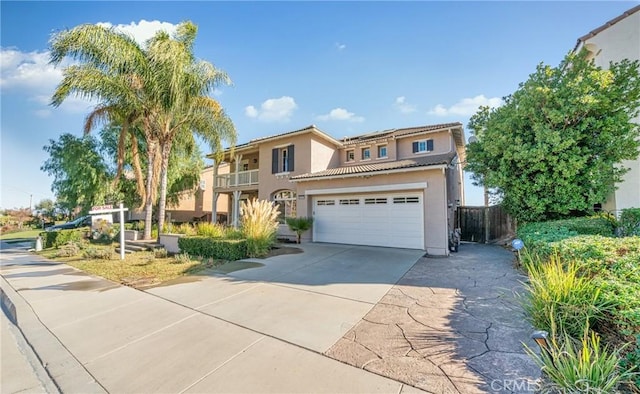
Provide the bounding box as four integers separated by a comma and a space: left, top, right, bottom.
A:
574, 5, 640, 212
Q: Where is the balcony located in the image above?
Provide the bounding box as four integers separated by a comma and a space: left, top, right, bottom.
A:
215, 169, 259, 188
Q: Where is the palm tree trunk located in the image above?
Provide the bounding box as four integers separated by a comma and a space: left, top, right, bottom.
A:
156, 140, 173, 242
143, 138, 156, 240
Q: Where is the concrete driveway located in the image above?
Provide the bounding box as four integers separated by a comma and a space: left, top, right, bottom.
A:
147, 243, 425, 352
1, 243, 424, 393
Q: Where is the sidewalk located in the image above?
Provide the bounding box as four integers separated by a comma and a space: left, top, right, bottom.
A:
0, 245, 419, 393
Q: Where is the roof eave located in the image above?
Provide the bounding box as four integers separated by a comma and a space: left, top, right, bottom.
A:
291, 163, 449, 182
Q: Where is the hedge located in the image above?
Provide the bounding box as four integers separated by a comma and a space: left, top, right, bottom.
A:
177, 236, 247, 261
39, 229, 85, 249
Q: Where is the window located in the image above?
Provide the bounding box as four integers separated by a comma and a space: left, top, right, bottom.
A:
272, 145, 295, 173
346, 150, 355, 162
281, 148, 288, 172
361, 147, 371, 160
273, 190, 297, 223
364, 198, 387, 204
412, 139, 434, 153
393, 196, 420, 204
339, 199, 360, 205
377, 145, 387, 158
317, 199, 335, 206
242, 163, 249, 171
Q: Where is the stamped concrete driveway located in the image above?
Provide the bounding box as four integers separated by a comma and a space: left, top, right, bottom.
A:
147, 243, 425, 353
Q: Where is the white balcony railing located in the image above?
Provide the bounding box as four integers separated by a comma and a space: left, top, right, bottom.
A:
215, 169, 259, 188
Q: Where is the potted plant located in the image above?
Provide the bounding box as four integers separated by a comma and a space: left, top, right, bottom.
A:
285, 217, 314, 244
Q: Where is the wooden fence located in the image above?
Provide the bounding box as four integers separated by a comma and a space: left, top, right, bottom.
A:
455, 205, 515, 243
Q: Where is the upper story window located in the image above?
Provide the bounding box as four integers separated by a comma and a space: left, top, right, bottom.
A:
377, 145, 387, 158
346, 150, 355, 162
361, 147, 371, 160
272, 145, 294, 174
412, 139, 434, 154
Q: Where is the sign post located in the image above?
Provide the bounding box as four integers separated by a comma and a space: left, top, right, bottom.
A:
89, 203, 129, 260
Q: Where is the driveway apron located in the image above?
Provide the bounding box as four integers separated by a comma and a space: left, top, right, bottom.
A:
148, 243, 425, 352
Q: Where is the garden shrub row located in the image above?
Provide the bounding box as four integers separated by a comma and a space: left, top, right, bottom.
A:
177, 236, 247, 261
517, 215, 640, 390
39, 229, 85, 249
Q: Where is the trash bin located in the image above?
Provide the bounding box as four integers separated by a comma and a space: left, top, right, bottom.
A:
35, 236, 43, 252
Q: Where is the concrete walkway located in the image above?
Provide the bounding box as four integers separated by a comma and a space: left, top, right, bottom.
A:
0, 243, 422, 393
327, 243, 541, 394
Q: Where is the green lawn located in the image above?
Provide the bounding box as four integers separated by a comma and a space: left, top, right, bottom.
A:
39, 245, 224, 288
0, 229, 42, 240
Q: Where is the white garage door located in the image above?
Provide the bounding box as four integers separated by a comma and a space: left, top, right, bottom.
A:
313, 193, 424, 249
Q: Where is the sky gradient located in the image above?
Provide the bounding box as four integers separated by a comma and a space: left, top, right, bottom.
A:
1, 1, 637, 210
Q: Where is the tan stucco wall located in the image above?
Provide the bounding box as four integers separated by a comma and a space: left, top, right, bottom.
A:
396, 131, 454, 159
257, 134, 314, 200
294, 169, 449, 255
581, 10, 640, 211
310, 138, 340, 173
167, 164, 230, 222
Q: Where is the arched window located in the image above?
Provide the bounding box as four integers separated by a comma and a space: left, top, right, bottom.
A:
272, 190, 297, 223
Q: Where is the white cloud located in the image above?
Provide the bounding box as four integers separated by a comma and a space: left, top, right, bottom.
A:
0, 48, 62, 92
316, 107, 364, 123
1, 20, 178, 115
245, 96, 297, 122
394, 96, 416, 114
245, 105, 258, 118
335, 42, 346, 51
428, 95, 502, 116
97, 20, 178, 47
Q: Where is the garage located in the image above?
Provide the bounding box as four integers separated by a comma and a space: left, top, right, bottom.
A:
312, 193, 424, 249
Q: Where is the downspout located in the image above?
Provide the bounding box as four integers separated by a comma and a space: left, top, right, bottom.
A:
443, 167, 449, 256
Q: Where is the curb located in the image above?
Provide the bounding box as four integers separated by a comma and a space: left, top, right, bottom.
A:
1, 268, 107, 393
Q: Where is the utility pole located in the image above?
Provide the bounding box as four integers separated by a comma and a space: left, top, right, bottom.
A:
29, 194, 33, 212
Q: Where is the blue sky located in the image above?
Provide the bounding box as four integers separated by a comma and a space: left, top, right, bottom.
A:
1, 1, 637, 210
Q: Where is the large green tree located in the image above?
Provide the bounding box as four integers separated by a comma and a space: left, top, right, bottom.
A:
49, 21, 235, 240
41, 134, 114, 214
466, 50, 640, 222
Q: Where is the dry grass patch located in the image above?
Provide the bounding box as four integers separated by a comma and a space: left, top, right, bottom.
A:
38, 246, 223, 288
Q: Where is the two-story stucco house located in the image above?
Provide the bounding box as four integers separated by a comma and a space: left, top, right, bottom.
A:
574, 5, 640, 212
209, 122, 465, 256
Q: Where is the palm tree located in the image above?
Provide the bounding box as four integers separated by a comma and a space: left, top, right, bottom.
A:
49, 24, 159, 239
142, 22, 236, 238
49, 22, 235, 240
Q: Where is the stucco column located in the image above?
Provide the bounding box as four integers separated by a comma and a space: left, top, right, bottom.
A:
211, 161, 219, 224
232, 190, 242, 228
234, 154, 243, 186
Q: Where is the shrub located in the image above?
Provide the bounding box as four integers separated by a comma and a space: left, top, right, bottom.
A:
195, 222, 225, 238
82, 246, 113, 260
40, 229, 85, 249
546, 236, 640, 334
224, 228, 244, 240
518, 217, 614, 254
178, 236, 247, 261
525, 327, 637, 393
618, 208, 640, 237
522, 255, 611, 338
173, 252, 192, 264
240, 199, 279, 257
170, 223, 197, 236
286, 217, 314, 244
154, 248, 168, 258
56, 242, 81, 257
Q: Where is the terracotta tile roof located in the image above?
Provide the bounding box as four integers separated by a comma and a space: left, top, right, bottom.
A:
574, 5, 640, 51
341, 122, 463, 145
291, 152, 456, 181
249, 125, 317, 143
